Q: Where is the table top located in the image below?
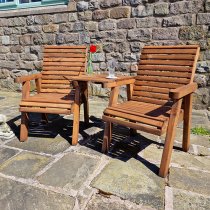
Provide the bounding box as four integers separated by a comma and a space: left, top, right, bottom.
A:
66, 74, 135, 88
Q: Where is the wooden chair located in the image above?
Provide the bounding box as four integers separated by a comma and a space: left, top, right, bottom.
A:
102, 45, 200, 178
15, 45, 89, 145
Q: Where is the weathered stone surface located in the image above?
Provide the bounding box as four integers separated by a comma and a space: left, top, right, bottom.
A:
92, 10, 109, 20
110, 6, 131, 19
78, 11, 92, 21
59, 23, 72, 33
38, 153, 99, 191
153, 28, 179, 40
206, 0, 210, 12
8, 17, 26, 26
85, 22, 98, 31
197, 13, 210, 25
67, 1, 77, 12
92, 53, 106, 62
64, 33, 79, 44
98, 19, 116, 31
132, 5, 154, 17
0, 177, 75, 210
130, 42, 144, 52
128, 29, 152, 41
34, 15, 53, 25
154, 3, 169, 16
193, 88, 210, 109
69, 13, 78, 22
170, 167, 210, 196
91, 158, 164, 209
197, 146, 210, 156
72, 22, 84, 31
33, 34, 55, 45
0, 152, 52, 178
0, 147, 19, 164
53, 13, 68, 23
19, 35, 33, 45
194, 74, 208, 87
117, 42, 130, 53
100, 0, 122, 8
0, 46, 9, 54
26, 25, 42, 33
123, 0, 142, 6
163, 14, 193, 27
179, 26, 206, 40
0, 36, 10, 45
77, 1, 89, 11
42, 24, 59, 33
117, 19, 135, 29
173, 188, 210, 210
136, 17, 161, 28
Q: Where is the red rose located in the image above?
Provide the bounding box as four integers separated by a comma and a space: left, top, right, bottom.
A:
90, 45, 97, 53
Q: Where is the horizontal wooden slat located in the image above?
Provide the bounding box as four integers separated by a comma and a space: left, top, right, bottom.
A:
44, 53, 86, 58
44, 58, 86, 62
133, 86, 169, 94
133, 91, 169, 100
138, 65, 192, 72
44, 62, 85, 66
41, 84, 70, 89
41, 89, 70, 94
140, 59, 194, 66
136, 76, 189, 84
138, 70, 191, 78
20, 107, 71, 115
135, 81, 181, 89
41, 79, 70, 84
132, 96, 170, 105
103, 115, 162, 136
140, 54, 195, 60
44, 49, 86, 53
143, 45, 198, 49
142, 48, 197, 54
20, 101, 71, 109
42, 71, 81, 76
41, 75, 75, 80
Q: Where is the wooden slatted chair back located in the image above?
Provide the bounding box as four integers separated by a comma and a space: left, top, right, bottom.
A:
132, 45, 200, 105
41, 45, 88, 94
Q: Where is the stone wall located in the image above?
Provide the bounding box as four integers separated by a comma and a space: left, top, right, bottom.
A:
0, 0, 209, 109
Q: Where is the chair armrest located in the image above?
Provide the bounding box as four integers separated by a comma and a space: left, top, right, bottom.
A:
15, 73, 42, 83
169, 83, 197, 100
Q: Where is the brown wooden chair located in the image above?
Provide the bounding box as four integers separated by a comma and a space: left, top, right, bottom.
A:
102, 45, 200, 178
15, 45, 89, 145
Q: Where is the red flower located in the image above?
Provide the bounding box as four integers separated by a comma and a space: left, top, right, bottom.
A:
90, 45, 97, 53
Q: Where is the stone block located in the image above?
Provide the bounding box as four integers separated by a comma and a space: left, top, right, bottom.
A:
130, 42, 144, 52
124, 53, 137, 62
8, 17, 25, 26
0, 18, 8, 27
117, 42, 130, 53
0, 177, 75, 210
19, 35, 33, 45
79, 32, 90, 44
59, 23, 72, 33
78, 11, 92, 21
173, 188, 210, 210
206, 0, 210, 12
43, 24, 59, 33
26, 16, 34, 25
154, 3, 169, 16
100, 0, 122, 8
77, 1, 89, 11
92, 10, 110, 20
69, 13, 78, 22
53, 13, 68, 23
98, 19, 116, 31
193, 88, 210, 109
132, 5, 154, 17
194, 74, 208, 87
117, 18, 135, 29
163, 14, 193, 27
123, 0, 142, 6
197, 13, 210, 25
85, 22, 98, 32
72, 22, 85, 31
128, 29, 152, 41
18, 61, 35, 70
91, 158, 164, 209
136, 17, 161, 28
179, 26, 206, 40
34, 15, 54, 25
1, 36, 10, 45
10, 45, 24, 53
0, 152, 52, 178
38, 153, 100, 191
64, 33, 79, 44
103, 43, 115, 53
92, 53, 106, 62
0, 148, 19, 165
21, 54, 37, 61
26, 26, 42, 33
170, 167, 210, 196
33, 34, 55, 45
153, 28, 179, 40
0, 46, 9, 54
110, 6, 131, 19
7, 54, 19, 61
67, 1, 77, 12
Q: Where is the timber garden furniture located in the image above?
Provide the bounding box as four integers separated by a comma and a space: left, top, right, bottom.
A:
102, 45, 200, 178
15, 45, 88, 145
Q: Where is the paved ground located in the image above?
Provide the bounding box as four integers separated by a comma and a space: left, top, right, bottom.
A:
0, 90, 210, 210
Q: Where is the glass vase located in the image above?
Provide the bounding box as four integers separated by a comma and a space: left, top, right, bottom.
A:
87, 53, 93, 74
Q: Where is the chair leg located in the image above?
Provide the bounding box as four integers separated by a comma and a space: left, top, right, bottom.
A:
102, 122, 112, 153
72, 104, 80, 146
20, 112, 29, 142
82, 82, 89, 125
159, 100, 182, 178
41, 113, 48, 124
182, 94, 192, 152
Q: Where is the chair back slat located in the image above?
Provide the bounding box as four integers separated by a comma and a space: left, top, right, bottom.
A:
132, 45, 200, 105
41, 45, 88, 94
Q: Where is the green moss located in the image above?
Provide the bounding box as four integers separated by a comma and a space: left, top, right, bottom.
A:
191, 127, 210, 136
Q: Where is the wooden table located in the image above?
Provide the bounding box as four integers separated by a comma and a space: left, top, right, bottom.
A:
66, 74, 135, 123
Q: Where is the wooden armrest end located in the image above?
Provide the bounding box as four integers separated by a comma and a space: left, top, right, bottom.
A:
15, 73, 42, 83
169, 82, 197, 100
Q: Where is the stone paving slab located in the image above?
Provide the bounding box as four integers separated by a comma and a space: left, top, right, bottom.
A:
173, 188, 210, 210
142, 145, 210, 171
0, 152, 52, 179
0, 147, 19, 164
86, 194, 155, 210
38, 153, 100, 191
0, 176, 75, 210
91, 158, 164, 210
169, 167, 210, 196
7, 135, 71, 155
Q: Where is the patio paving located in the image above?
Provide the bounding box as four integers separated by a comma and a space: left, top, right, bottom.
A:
0, 90, 210, 210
